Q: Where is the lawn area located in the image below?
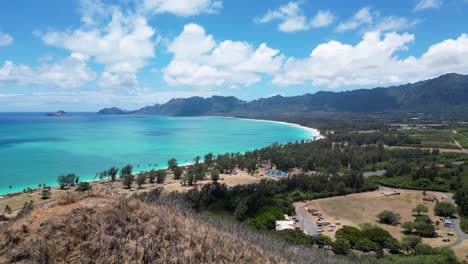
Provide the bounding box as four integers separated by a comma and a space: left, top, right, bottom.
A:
453, 132, 468, 149
401, 129, 459, 149
304, 188, 455, 248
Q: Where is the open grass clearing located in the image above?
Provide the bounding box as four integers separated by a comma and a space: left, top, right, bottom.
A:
304, 188, 455, 249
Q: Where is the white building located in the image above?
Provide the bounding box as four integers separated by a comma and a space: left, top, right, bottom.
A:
275, 220, 295, 231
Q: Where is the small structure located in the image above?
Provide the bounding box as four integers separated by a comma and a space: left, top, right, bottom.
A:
266, 170, 287, 177
423, 195, 437, 202
275, 220, 295, 231
384, 191, 401, 197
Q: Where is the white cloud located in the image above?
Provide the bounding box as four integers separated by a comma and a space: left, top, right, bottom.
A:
415, 0, 442, 11
373, 17, 419, 32
141, 0, 222, 17
42, 9, 156, 87
311, 10, 335, 28
0, 32, 13, 47
163, 23, 284, 87
273, 32, 468, 88
0, 53, 96, 88
336, 7, 373, 32
336, 7, 418, 33
257, 2, 334, 32
0, 88, 216, 111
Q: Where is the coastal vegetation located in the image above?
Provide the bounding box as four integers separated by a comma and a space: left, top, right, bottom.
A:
2, 110, 468, 263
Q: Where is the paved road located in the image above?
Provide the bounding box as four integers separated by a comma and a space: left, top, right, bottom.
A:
294, 204, 317, 236
443, 193, 468, 247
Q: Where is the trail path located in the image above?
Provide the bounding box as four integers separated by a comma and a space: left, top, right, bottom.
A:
451, 130, 468, 154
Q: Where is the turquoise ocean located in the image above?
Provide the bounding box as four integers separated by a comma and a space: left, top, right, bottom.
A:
0, 113, 317, 195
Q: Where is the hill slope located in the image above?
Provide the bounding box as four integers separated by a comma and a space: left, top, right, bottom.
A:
98, 73, 468, 116
0, 193, 345, 264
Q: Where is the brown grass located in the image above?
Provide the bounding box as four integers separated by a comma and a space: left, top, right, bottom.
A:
302, 188, 454, 248
453, 240, 468, 262
0, 192, 347, 264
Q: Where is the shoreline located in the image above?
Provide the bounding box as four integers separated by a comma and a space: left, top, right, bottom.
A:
0, 115, 322, 196
208, 116, 324, 141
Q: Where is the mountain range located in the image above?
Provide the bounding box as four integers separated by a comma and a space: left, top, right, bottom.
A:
98, 73, 468, 117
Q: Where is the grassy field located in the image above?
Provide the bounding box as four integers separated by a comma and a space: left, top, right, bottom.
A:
401, 128, 459, 149
304, 188, 456, 248
453, 127, 468, 149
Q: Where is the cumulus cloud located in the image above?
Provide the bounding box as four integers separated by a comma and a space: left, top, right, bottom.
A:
373, 17, 419, 32
42, 9, 156, 87
257, 2, 334, 32
0, 32, 13, 47
415, 0, 442, 11
163, 23, 284, 87
336, 7, 418, 33
141, 0, 222, 17
336, 7, 373, 32
0, 53, 96, 88
273, 32, 468, 88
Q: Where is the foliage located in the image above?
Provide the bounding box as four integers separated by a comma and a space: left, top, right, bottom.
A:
377, 210, 400, 225
107, 167, 119, 182
41, 189, 52, 199
167, 158, 178, 171
4, 205, 12, 214
156, 169, 166, 184
173, 165, 183, 180
135, 174, 146, 189
412, 204, 428, 216
332, 238, 351, 255
455, 186, 468, 216
123, 174, 134, 189
76, 182, 92, 192
273, 229, 314, 245
57, 173, 78, 189
434, 201, 457, 217
401, 235, 422, 253
210, 170, 220, 182
315, 234, 332, 248
120, 164, 133, 179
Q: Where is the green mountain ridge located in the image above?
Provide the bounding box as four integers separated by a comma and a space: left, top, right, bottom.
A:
98, 73, 468, 116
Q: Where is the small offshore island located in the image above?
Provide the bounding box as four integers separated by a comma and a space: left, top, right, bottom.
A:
46, 110, 71, 117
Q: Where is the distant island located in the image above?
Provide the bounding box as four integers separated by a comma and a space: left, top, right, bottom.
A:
98, 73, 468, 117
46, 110, 71, 117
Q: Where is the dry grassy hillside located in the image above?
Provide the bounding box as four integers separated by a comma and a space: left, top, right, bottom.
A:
0, 192, 347, 264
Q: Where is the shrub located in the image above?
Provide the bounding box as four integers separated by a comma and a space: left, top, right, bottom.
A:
401, 235, 421, 253
76, 182, 92, 192
332, 238, 351, 255
412, 204, 428, 216
274, 229, 314, 245
315, 234, 332, 248
377, 210, 400, 225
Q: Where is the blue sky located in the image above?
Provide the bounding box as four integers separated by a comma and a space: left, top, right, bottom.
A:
0, 0, 467, 111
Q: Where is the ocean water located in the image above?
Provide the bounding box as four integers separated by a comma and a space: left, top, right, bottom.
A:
0, 113, 317, 194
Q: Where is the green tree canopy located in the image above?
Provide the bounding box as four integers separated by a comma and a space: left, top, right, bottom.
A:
434, 201, 457, 217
